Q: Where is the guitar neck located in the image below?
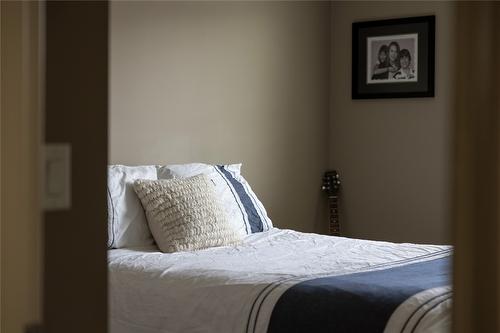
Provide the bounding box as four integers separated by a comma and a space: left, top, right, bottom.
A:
322, 170, 341, 237
328, 195, 340, 236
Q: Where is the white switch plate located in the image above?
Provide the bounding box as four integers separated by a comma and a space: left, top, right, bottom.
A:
44, 143, 71, 211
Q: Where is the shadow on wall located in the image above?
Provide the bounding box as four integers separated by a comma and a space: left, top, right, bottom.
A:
109, 1, 331, 234
330, 1, 454, 244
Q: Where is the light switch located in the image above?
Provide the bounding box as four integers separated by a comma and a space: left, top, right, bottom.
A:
44, 143, 71, 210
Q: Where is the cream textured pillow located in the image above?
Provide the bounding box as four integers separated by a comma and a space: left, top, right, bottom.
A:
133, 174, 242, 253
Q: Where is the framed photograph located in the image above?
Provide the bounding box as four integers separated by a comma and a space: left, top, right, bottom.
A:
352, 15, 435, 99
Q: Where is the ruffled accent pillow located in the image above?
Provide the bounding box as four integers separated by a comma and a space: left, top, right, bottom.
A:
157, 163, 273, 236
133, 174, 242, 253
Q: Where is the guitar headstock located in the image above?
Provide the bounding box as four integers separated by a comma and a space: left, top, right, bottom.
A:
321, 170, 341, 197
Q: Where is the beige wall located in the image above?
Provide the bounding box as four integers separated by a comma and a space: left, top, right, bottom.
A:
330, 1, 455, 244
1, 1, 42, 332
110, 1, 331, 233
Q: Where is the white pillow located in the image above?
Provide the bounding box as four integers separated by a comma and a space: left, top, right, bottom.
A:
107, 165, 157, 248
157, 163, 273, 236
134, 175, 242, 253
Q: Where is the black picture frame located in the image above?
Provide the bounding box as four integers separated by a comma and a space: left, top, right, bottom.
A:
352, 15, 435, 99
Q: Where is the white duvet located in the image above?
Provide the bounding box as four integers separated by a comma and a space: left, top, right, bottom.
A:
109, 228, 451, 333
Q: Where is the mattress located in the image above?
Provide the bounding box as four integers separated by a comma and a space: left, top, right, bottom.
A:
108, 228, 451, 333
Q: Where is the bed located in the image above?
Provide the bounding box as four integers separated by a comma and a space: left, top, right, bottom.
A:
108, 163, 451, 333
108, 228, 451, 333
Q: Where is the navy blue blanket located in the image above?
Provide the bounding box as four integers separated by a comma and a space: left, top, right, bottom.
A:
267, 256, 451, 333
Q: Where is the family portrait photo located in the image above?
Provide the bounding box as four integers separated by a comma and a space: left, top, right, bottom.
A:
367, 33, 418, 84
353, 15, 434, 98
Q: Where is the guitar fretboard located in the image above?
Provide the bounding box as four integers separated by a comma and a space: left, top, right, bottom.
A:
328, 195, 340, 236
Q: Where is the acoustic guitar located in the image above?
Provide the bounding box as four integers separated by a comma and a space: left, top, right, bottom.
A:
321, 170, 341, 236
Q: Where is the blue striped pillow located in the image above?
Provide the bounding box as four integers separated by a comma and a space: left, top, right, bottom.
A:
157, 163, 272, 236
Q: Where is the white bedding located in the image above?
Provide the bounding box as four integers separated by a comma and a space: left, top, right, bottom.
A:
109, 228, 451, 333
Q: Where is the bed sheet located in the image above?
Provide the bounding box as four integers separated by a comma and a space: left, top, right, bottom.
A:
109, 228, 451, 333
